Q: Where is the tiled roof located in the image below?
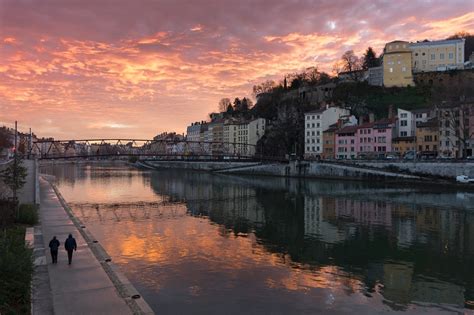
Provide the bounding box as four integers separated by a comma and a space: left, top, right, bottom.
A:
336, 125, 358, 134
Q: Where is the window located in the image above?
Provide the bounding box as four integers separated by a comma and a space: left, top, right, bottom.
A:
401, 131, 407, 136
400, 113, 407, 118
389, 68, 393, 73
317, 123, 320, 128
307, 146, 310, 151
311, 139, 315, 143
312, 116, 315, 119
316, 131, 320, 136
312, 131, 315, 136
425, 145, 429, 150
312, 123, 315, 128
312, 146, 315, 151
415, 53, 419, 56
402, 66, 406, 72
440, 53, 444, 60
445, 141, 450, 146
401, 120, 408, 126
316, 146, 320, 152
449, 52, 453, 59
431, 54, 435, 60
307, 124, 310, 128
446, 130, 450, 136
316, 115, 320, 119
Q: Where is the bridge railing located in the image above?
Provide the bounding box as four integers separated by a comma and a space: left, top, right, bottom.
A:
31, 139, 277, 161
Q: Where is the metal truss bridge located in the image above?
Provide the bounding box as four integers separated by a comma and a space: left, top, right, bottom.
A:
31, 138, 272, 161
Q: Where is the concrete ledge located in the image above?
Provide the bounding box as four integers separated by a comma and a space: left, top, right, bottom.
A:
42, 176, 155, 315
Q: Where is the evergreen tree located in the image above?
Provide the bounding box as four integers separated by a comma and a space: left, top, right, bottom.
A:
362, 47, 379, 70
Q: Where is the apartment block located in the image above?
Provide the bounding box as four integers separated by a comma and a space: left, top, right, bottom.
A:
304, 106, 350, 158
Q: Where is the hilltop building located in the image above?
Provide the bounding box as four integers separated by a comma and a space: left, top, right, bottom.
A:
383, 40, 414, 87
410, 39, 465, 72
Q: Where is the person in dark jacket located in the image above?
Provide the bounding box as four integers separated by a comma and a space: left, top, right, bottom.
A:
64, 234, 77, 265
48, 236, 60, 264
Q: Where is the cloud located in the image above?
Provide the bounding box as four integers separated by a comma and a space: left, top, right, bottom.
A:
0, 0, 472, 138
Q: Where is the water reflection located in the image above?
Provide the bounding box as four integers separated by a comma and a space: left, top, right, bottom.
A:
41, 163, 474, 314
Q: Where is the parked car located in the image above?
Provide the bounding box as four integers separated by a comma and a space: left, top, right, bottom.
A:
456, 175, 474, 183
403, 151, 416, 160
467, 156, 474, 160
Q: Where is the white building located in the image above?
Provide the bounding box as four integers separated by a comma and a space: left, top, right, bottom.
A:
410, 39, 465, 72
397, 108, 431, 137
223, 118, 266, 156
397, 109, 415, 137
304, 106, 350, 158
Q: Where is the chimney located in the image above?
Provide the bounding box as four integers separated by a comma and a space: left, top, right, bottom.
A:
388, 104, 394, 119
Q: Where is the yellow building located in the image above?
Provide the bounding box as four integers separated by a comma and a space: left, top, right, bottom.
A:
322, 125, 337, 159
392, 136, 415, 155
415, 118, 439, 157
410, 39, 465, 73
383, 41, 414, 87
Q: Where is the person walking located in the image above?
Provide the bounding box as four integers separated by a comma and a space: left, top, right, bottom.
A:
64, 234, 77, 265
48, 236, 60, 264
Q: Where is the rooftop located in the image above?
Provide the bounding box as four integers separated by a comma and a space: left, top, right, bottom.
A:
410, 38, 465, 47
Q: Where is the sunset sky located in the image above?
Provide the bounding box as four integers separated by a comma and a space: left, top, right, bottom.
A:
1, 0, 473, 139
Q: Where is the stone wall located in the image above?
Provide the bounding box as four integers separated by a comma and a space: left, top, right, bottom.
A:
351, 161, 474, 178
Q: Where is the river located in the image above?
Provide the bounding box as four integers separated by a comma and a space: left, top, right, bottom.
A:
41, 162, 474, 314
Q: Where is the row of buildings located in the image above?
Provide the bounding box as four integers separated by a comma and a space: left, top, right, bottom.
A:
304, 103, 474, 159
368, 38, 471, 87
186, 116, 266, 156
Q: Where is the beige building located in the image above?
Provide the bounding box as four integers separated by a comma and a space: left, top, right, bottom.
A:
410, 39, 465, 73
383, 41, 414, 87
223, 118, 265, 156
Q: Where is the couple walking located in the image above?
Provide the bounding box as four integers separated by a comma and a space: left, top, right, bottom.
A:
48, 234, 77, 265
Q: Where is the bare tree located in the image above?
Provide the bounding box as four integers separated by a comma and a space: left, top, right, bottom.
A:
218, 98, 232, 112
252, 80, 276, 96
436, 104, 473, 158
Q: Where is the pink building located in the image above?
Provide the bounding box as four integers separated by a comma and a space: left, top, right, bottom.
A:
358, 119, 396, 157
336, 119, 396, 159
335, 126, 358, 159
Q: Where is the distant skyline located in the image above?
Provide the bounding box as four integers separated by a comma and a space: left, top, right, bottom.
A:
1, 0, 473, 139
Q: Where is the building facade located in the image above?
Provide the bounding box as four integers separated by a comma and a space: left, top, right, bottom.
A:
368, 66, 383, 86
392, 137, 415, 156
335, 126, 358, 159
304, 106, 350, 158
397, 108, 416, 137
383, 41, 414, 87
322, 124, 338, 159
410, 39, 465, 73
415, 118, 439, 157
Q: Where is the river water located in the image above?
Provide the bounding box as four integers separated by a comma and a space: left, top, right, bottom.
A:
41, 162, 474, 314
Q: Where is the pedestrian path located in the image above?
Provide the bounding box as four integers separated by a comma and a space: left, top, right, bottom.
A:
35, 178, 132, 315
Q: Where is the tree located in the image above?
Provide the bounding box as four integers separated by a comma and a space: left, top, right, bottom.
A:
241, 98, 253, 111
252, 80, 276, 96
0, 154, 27, 201
0, 127, 13, 149
233, 98, 242, 111
218, 98, 232, 113
362, 47, 379, 70
436, 105, 473, 158
341, 50, 361, 73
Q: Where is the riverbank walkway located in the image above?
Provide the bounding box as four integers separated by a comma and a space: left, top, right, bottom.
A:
32, 178, 132, 314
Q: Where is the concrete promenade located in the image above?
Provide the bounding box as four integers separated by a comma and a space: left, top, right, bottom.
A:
33, 178, 133, 315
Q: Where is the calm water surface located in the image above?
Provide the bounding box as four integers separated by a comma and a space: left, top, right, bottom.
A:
41, 162, 474, 314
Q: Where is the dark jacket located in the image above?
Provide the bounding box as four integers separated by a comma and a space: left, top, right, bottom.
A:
49, 239, 60, 251
65, 236, 77, 251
